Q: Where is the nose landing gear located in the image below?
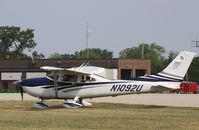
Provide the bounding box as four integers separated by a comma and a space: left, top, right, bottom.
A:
33, 98, 48, 109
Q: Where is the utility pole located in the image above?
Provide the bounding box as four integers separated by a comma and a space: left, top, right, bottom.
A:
141, 43, 144, 59
192, 40, 199, 47
86, 23, 91, 58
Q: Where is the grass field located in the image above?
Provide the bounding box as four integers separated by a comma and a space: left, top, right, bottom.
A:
0, 101, 199, 130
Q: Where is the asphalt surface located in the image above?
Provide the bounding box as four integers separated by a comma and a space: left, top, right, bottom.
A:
1, 93, 199, 107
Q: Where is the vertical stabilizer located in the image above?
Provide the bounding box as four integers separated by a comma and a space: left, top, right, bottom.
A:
158, 51, 196, 80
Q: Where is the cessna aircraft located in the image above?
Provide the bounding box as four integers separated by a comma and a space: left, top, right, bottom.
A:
15, 51, 196, 109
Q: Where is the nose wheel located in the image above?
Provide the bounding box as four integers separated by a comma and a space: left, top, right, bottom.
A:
33, 99, 48, 109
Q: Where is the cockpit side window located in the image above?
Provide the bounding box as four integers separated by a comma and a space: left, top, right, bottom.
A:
81, 76, 96, 82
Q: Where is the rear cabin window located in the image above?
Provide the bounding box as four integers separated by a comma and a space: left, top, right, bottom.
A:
81, 76, 96, 82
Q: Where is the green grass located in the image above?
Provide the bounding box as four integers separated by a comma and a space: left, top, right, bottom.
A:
0, 92, 18, 94
0, 101, 199, 130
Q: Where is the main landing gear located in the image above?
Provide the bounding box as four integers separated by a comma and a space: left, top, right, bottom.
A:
63, 97, 92, 109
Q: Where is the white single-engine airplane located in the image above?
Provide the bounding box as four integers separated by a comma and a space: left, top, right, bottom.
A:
15, 51, 196, 109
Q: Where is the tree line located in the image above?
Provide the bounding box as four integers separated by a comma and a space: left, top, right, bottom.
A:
0, 26, 198, 83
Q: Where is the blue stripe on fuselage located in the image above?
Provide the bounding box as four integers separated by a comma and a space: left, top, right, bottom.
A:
20, 77, 54, 87
130, 75, 181, 82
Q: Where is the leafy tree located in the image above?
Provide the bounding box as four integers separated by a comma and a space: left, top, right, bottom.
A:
48, 48, 113, 59
187, 57, 199, 83
32, 51, 45, 59
119, 43, 165, 74
49, 52, 64, 59
162, 51, 178, 69
74, 48, 113, 58
61, 54, 75, 59
0, 26, 42, 59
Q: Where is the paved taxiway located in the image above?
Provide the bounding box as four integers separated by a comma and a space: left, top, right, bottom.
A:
0, 93, 199, 107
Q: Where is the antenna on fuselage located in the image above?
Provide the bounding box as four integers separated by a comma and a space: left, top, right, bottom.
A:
80, 62, 86, 67
80, 62, 90, 68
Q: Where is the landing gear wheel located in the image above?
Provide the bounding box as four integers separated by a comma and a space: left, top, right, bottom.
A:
33, 102, 48, 109
63, 100, 82, 109
63, 97, 92, 109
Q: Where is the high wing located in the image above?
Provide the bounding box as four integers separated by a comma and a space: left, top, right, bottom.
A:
40, 66, 91, 76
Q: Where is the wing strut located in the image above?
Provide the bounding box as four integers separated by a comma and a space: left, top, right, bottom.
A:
53, 72, 58, 98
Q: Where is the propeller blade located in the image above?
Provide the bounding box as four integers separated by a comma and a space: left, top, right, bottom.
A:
12, 72, 25, 101
19, 86, 24, 101
19, 71, 25, 101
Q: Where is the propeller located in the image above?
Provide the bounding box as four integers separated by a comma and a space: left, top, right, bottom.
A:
20, 72, 26, 101
19, 83, 24, 101
13, 72, 25, 101
13, 79, 23, 101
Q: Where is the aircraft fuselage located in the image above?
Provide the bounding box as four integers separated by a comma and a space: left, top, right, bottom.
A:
21, 76, 156, 99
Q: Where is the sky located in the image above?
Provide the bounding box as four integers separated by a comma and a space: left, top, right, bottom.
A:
1, 0, 199, 57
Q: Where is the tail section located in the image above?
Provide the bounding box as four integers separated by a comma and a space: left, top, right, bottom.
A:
158, 51, 196, 80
